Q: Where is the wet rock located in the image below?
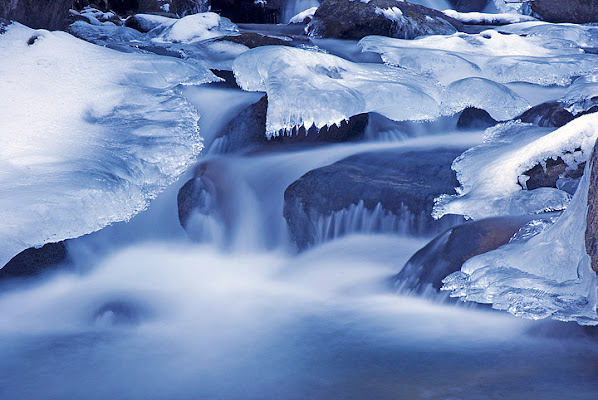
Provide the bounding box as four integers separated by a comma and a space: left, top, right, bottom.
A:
394, 214, 554, 293
585, 139, 598, 274
532, 0, 598, 24
283, 148, 466, 250
0, 242, 68, 280
457, 107, 498, 130
210, 0, 283, 24
516, 101, 575, 128
521, 157, 585, 192
0, 0, 73, 30
448, 0, 488, 12
215, 32, 293, 48
307, 0, 462, 40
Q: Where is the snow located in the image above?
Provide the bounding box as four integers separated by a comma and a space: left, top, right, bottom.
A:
499, 21, 598, 48
443, 165, 598, 325
433, 113, 598, 220
288, 6, 317, 24
0, 23, 217, 268
359, 31, 598, 86
442, 10, 536, 25
562, 74, 598, 115
232, 46, 443, 137
151, 12, 238, 44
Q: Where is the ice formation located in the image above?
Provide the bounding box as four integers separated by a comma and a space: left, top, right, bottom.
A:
150, 12, 238, 44
499, 21, 598, 48
442, 165, 598, 325
232, 46, 443, 137
359, 30, 598, 86
288, 6, 318, 24
442, 10, 536, 25
433, 113, 598, 220
0, 23, 217, 267
561, 74, 598, 115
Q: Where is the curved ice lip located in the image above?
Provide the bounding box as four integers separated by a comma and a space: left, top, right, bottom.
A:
0, 23, 218, 267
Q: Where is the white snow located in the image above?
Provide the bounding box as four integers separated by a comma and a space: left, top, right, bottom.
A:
288, 6, 318, 24
0, 23, 217, 268
151, 12, 238, 44
499, 21, 598, 48
443, 164, 598, 325
433, 113, 598, 220
442, 9, 536, 25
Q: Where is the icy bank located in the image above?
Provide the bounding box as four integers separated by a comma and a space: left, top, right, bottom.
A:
0, 23, 216, 267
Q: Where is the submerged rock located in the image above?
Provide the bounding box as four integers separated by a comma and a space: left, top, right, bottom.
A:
283, 148, 466, 250
215, 32, 293, 48
0, 242, 68, 280
307, 0, 462, 40
457, 107, 498, 130
394, 214, 555, 294
585, 139, 598, 274
532, 0, 598, 24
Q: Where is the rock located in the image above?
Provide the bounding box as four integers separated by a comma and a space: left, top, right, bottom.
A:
532, 0, 598, 24
394, 214, 555, 293
457, 107, 498, 130
521, 157, 585, 192
516, 101, 575, 128
448, 0, 488, 12
307, 0, 462, 40
210, 0, 283, 23
210, 95, 369, 153
283, 148, 466, 250
0, 0, 73, 30
585, 139, 598, 274
74, 0, 208, 16
0, 242, 68, 280
215, 32, 293, 48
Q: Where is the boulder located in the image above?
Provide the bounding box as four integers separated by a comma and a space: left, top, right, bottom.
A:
448, 0, 488, 12
307, 0, 462, 40
585, 139, 598, 274
532, 0, 598, 24
516, 101, 575, 128
283, 148, 466, 250
210, 0, 283, 23
0, 0, 73, 30
0, 242, 68, 280
394, 214, 555, 293
215, 32, 293, 48
457, 107, 498, 130
521, 157, 584, 193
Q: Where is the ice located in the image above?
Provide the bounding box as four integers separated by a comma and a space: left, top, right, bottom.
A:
0, 23, 217, 268
499, 21, 598, 48
232, 46, 443, 137
151, 12, 238, 44
442, 165, 598, 325
561, 74, 598, 115
288, 6, 318, 24
433, 114, 598, 220
442, 10, 536, 25
440, 77, 530, 120
359, 31, 598, 86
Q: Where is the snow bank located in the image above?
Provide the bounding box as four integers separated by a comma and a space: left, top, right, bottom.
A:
442, 10, 536, 25
0, 23, 217, 267
433, 113, 598, 220
443, 165, 598, 325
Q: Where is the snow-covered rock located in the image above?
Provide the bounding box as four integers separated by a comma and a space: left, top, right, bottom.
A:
151, 12, 238, 44
0, 22, 217, 268
288, 6, 317, 24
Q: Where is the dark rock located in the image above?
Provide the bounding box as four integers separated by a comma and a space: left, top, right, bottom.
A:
457, 107, 498, 130
307, 0, 462, 40
210, 69, 240, 89
0, 242, 68, 279
448, 0, 488, 12
521, 157, 585, 192
516, 101, 575, 128
532, 0, 598, 24
210, 95, 369, 153
0, 0, 73, 30
215, 32, 293, 48
394, 215, 554, 293
211, 0, 283, 23
74, 0, 208, 16
585, 139, 598, 274
283, 148, 466, 250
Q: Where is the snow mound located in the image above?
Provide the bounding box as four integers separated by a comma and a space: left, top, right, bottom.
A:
151, 12, 238, 44
499, 21, 598, 48
443, 166, 598, 325
359, 31, 598, 86
442, 10, 536, 25
232, 46, 443, 137
288, 7, 318, 24
0, 23, 217, 267
433, 114, 598, 220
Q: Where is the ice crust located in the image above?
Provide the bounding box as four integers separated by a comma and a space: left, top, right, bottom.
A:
442, 10, 536, 25
359, 30, 598, 86
442, 166, 598, 325
0, 23, 216, 267
433, 114, 598, 220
